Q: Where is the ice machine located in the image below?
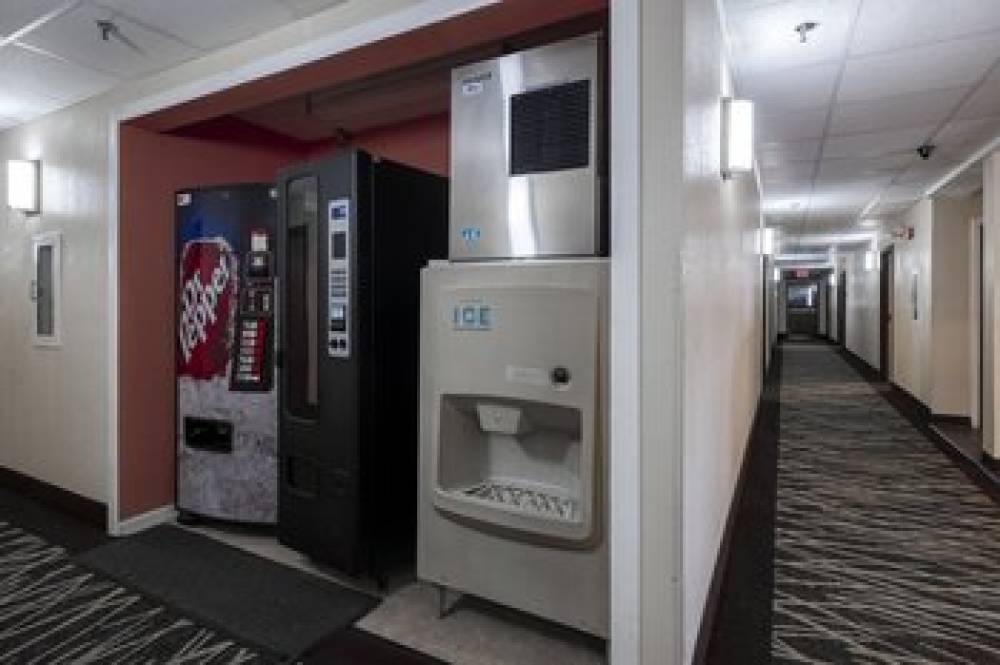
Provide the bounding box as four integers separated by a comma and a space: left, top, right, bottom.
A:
450, 32, 605, 260
277, 150, 448, 578
418, 259, 609, 636
176, 184, 278, 524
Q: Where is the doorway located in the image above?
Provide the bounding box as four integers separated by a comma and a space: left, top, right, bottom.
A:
786, 281, 820, 337
879, 247, 894, 381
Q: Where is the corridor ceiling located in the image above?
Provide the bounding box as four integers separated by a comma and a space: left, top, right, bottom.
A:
0, 0, 352, 130
724, 0, 1000, 247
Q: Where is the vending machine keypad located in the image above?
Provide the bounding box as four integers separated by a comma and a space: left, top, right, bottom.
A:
327, 199, 350, 358
231, 237, 276, 392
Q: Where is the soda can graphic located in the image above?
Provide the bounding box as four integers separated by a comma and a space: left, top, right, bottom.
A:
177, 238, 239, 380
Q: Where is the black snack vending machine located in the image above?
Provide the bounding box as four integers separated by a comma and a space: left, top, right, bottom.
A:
277, 150, 448, 578
176, 184, 278, 524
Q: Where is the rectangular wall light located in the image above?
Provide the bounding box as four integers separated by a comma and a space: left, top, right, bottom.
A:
864, 251, 876, 272
722, 98, 754, 178
760, 226, 776, 256
7, 160, 40, 214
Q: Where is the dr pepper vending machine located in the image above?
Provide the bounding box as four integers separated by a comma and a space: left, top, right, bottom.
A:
175, 184, 278, 524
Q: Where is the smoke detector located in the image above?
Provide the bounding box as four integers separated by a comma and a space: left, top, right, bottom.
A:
795, 21, 819, 43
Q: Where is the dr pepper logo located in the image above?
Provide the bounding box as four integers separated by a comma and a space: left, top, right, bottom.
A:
178, 239, 238, 379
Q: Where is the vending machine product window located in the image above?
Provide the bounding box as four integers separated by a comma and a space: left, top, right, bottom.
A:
285, 175, 320, 419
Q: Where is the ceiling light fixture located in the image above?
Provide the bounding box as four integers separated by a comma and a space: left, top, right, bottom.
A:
794, 21, 818, 43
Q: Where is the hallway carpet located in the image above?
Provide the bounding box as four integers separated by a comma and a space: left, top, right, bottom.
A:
773, 344, 1000, 663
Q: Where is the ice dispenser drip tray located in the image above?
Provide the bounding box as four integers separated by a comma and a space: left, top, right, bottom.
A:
434, 394, 593, 543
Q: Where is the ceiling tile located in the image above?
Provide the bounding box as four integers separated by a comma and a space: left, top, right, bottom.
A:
880, 183, 925, 204
851, 0, 1000, 55
278, 0, 351, 19
956, 67, 1000, 120
96, 0, 293, 51
0, 44, 115, 104
760, 138, 822, 164
818, 154, 917, 180
933, 116, 1000, 161
823, 125, 935, 160
757, 107, 828, 142
830, 87, 967, 136
895, 158, 960, 184
738, 62, 840, 114
726, 0, 859, 78
0, 0, 71, 36
22, 2, 199, 79
839, 32, 1000, 102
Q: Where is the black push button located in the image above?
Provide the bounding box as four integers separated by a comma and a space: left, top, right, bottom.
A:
551, 366, 571, 386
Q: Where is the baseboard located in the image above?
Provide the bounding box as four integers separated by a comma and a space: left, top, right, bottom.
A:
115, 505, 177, 536
931, 414, 972, 427
693, 345, 781, 664
0, 466, 106, 528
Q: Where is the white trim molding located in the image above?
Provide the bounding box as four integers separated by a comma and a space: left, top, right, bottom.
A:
115, 505, 178, 537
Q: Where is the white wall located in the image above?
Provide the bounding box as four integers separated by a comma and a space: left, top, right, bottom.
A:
681, 0, 763, 660
0, 104, 110, 501
0, 0, 466, 503
829, 277, 839, 343
844, 249, 880, 369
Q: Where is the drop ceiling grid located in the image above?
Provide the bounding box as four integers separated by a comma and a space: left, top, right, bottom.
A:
0, 0, 351, 131
725, 0, 1000, 252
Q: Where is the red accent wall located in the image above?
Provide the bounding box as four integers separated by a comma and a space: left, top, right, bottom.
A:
118, 125, 307, 519
309, 113, 450, 176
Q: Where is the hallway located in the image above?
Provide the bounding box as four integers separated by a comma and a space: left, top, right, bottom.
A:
773, 343, 1000, 663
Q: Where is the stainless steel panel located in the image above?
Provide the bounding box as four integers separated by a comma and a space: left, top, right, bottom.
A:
450, 33, 603, 260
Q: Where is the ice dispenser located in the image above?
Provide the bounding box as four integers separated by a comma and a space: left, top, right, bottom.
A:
418, 259, 608, 636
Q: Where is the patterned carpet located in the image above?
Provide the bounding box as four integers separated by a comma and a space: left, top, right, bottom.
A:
0, 522, 273, 664
772, 344, 1000, 664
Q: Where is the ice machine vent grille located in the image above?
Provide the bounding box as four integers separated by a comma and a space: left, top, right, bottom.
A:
463, 481, 578, 521
510, 80, 591, 175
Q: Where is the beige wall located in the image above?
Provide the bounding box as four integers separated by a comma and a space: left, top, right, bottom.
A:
930, 197, 972, 416
681, 0, 763, 659
985, 151, 1000, 457
892, 199, 933, 401
839, 192, 981, 418
0, 0, 449, 503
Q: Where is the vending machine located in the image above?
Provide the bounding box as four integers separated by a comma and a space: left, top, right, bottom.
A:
276, 150, 448, 578
176, 184, 278, 524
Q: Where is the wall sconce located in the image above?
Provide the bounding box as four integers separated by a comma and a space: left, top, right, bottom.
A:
760, 226, 776, 256
829, 272, 837, 286
722, 98, 754, 179
773, 267, 781, 282
864, 251, 876, 272
7, 160, 40, 214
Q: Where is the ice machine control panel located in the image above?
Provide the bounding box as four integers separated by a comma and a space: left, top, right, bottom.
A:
327, 199, 350, 358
